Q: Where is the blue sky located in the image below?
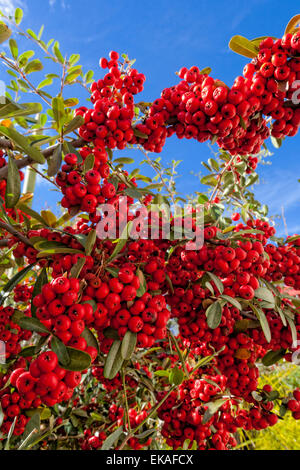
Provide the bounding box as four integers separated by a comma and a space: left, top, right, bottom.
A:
0, 0, 299, 237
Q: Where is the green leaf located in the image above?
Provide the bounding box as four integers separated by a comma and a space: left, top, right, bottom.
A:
38, 25, 44, 40
198, 194, 209, 204
121, 330, 137, 360
37, 78, 53, 90
165, 272, 174, 294
81, 327, 99, 353
0, 98, 42, 119
228, 35, 258, 58
62, 347, 91, 371
200, 67, 212, 75
13, 314, 51, 335
37, 247, 82, 257
254, 287, 275, 307
82, 153, 95, 173
0, 126, 45, 164
101, 426, 123, 450
20, 412, 40, 448
63, 115, 84, 134
9, 38, 18, 59
64, 67, 82, 84
105, 266, 119, 277
4, 416, 17, 450
84, 70, 94, 84
31, 267, 48, 317
24, 59, 43, 74
26, 29, 38, 40
200, 174, 217, 186
69, 54, 80, 65
136, 269, 147, 297
64, 97, 79, 107
284, 14, 300, 35
103, 340, 123, 379
271, 136, 282, 149
103, 327, 120, 340
206, 272, 224, 294
17, 202, 48, 225
169, 367, 184, 386
114, 157, 135, 165
106, 221, 133, 264
5, 156, 20, 208
262, 348, 286, 367
85, 229, 96, 256
52, 96, 65, 132
35, 240, 83, 254
287, 316, 297, 347
154, 370, 171, 378
52, 336, 71, 367
19, 346, 36, 357
53, 41, 64, 64
220, 294, 242, 310
0, 262, 36, 305
63, 142, 82, 164
206, 301, 222, 329
47, 143, 62, 177
69, 256, 85, 278
0, 22, 11, 44
18, 50, 35, 67
14, 8, 23, 25
234, 319, 260, 332
124, 187, 142, 200
250, 304, 271, 343
133, 128, 148, 139
202, 399, 227, 424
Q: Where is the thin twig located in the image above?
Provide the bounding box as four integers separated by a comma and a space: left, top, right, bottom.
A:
209, 155, 236, 203
138, 145, 175, 205
0, 221, 31, 245
0, 137, 85, 179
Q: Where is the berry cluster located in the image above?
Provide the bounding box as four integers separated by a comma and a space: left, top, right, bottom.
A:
0, 306, 32, 360
77, 51, 145, 150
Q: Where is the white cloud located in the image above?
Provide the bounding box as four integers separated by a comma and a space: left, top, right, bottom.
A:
48, 0, 69, 9
0, 0, 25, 16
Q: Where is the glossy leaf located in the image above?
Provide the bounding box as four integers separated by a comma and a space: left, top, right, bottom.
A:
262, 348, 286, 367
47, 143, 62, 177
229, 35, 258, 58
81, 327, 99, 353
14, 8, 23, 25
284, 14, 300, 35
24, 59, 43, 74
31, 267, 48, 317
121, 330, 137, 360
0, 126, 45, 164
0, 22, 12, 44
52, 336, 71, 367
206, 301, 222, 329
103, 340, 123, 379
5, 156, 21, 208
13, 315, 51, 335
62, 347, 91, 371
0, 262, 36, 305
101, 426, 123, 450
